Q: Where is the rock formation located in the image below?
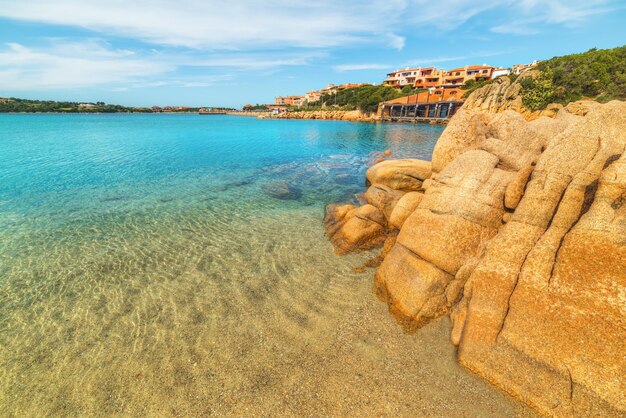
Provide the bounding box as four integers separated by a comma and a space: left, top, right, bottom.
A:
325, 85, 626, 416
462, 72, 564, 121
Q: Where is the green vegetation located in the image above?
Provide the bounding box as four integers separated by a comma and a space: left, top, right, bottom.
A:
0, 98, 235, 113
460, 74, 519, 98
521, 46, 626, 110
458, 46, 626, 110
460, 79, 494, 98
0, 98, 143, 113
242, 104, 269, 111
309, 85, 421, 114
519, 70, 555, 110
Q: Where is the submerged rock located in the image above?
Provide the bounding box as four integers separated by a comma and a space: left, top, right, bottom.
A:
261, 181, 302, 200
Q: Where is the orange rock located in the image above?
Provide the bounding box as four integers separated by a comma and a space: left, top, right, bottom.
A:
374, 99, 626, 416
366, 159, 432, 191
324, 203, 387, 255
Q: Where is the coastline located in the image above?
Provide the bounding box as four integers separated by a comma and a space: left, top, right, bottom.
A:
228, 110, 452, 124
228, 109, 377, 122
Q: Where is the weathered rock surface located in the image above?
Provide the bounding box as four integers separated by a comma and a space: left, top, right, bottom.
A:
324, 203, 387, 255
389, 192, 423, 229
366, 159, 432, 191
462, 73, 564, 121
372, 99, 626, 417
364, 184, 405, 220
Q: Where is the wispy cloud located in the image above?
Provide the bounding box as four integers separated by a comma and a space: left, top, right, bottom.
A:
385, 33, 406, 50
0, 0, 406, 50
491, 0, 617, 34
0, 41, 172, 89
0, 38, 322, 90
333, 63, 391, 72
0, 0, 619, 98
402, 51, 508, 67
181, 52, 328, 70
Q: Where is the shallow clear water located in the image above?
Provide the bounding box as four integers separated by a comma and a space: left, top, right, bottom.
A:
0, 114, 530, 416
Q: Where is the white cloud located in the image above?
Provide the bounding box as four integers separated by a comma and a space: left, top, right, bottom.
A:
0, 0, 617, 93
0, 39, 325, 90
385, 33, 406, 50
0, 41, 173, 89
407, 0, 503, 29
401, 50, 509, 67
181, 52, 328, 70
0, 0, 616, 52
406, 0, 615, 32
491, 0, 616, 34
0, 0, 406, 50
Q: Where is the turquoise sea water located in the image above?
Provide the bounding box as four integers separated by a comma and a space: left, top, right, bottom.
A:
0, 114, 529, 416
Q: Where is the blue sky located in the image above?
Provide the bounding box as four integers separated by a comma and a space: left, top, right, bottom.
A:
0, 0, 624, 108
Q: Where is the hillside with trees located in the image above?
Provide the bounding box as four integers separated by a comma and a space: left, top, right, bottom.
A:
306, 85, 421, 114
460, 45, 626, 111
520, 45, 626, 110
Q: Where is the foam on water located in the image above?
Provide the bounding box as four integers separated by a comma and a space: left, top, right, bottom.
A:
0, 114, 532, 416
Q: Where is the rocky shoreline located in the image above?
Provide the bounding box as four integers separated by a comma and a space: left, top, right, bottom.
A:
324, 78, 626, 417
229, 110, 378, 122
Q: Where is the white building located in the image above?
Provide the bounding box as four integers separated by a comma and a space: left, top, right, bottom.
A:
491, 67, 512, 79
383, 67, 425, 88
512, 60, 539, 75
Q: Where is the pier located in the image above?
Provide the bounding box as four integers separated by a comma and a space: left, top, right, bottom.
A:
379, 100, 463, 123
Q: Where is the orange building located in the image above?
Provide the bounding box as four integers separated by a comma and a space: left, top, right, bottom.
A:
275, 95, 305, 106
441, 65, 494, 87
413, 67, 447, 89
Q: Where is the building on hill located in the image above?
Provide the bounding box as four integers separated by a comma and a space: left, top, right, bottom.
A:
442, 65, 494, 87
338, 83, 370, 90
78, 103, 97, 108
305, 90, 323, 104
491, 67, 512, 79
383, 67, 425, 88
385, 65, 496, 90
275, 96, 305, 106
512, 60, 539, 75
413, 68, 446, 89
304, 83, 371, 104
